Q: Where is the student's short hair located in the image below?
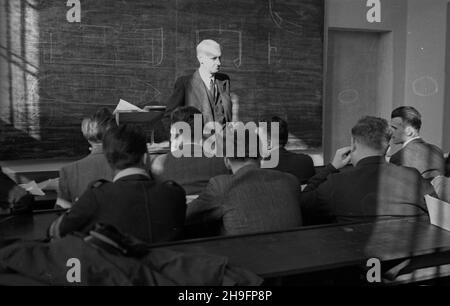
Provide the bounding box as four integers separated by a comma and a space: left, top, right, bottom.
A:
170, 106, 203, 130
351, 116, 391, 152
263, 116, 288, 147
81, 108, 116, 143
103, 124, 147, 170
391, 106, 422, 131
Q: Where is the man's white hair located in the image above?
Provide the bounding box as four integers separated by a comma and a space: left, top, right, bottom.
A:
196, 39, 221, 56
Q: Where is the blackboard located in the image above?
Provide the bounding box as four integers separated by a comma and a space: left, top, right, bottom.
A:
0, 0, 324, 160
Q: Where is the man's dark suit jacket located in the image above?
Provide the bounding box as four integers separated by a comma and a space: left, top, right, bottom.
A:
0, 170, 33, 211
267, 147, 315, 184
52, 174, 186, 244
186, 165, 302, 236
165, 70, 232, 126
300, 156, 434, 225
389, 138, 445, 179
151, 144, 230, 195
445, 154, 450, 177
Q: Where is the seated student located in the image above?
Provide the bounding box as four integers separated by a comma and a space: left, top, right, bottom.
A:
57, 108, 116, 208
186, 128, 302, 237
301, 116, 434, 225
0, 170, 34, 214
49, 124, 186, 244
150, 106, 229, 195
260, 116, 315, 184
388, 106, 444, 179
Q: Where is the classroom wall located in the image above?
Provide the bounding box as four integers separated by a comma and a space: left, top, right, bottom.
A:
404, 0, 447, 151
325, 0, 450, 155
324, 0, 407, 161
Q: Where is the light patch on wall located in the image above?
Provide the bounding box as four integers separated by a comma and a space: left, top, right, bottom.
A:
3, 0, 41, 140
412, 76, 438, 97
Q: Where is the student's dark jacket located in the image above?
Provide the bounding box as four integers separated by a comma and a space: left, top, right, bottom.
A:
51, 174, 186, 243
300, 156, 434, 225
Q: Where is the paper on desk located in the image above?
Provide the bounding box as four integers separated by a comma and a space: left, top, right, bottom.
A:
186, 195, 199, 204
19, 181, 45, 196
113, 99, 145, 114
37, 178, 59, 191
425, 194, 450, 231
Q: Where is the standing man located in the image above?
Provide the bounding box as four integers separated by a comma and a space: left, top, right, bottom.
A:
389, 106, 444, 179
164, 39, 233, 131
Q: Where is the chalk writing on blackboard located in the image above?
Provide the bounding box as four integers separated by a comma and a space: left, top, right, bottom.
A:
267, 32, 278, 65
338, 89, 359, 105
43, 26, 164, 66
412, 76, 438, 97
269, 0, 305, 36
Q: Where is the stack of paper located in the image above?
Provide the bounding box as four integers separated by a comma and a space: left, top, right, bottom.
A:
19, 181, 45, 196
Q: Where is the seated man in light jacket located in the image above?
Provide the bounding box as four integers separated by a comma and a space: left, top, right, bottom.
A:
57, 108, 116, 208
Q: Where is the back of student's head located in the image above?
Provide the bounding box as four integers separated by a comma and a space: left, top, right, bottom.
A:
263, 115, 288, 147
351, 116, 391, 152
391, 106, 422, 131
224, 126, 261, 162
81, 108, 116, 143
170, 106, 202, 130
103, 124, 147, 170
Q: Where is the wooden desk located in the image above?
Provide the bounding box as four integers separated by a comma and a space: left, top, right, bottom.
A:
0, 158, 76, 184
150, 216, 450, 279
2, 213, 450, 283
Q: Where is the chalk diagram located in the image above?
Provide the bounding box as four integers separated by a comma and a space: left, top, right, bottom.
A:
28, 73, 161, 125
196, 29, 242, 68
41, 25, 164, 67
268, 0, 305, 36
337, 89, 360, 105
267, 32, 279, 65
412, 76, 438, 97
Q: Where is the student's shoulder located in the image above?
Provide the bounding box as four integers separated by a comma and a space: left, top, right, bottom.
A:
87, 179, 113, 191
154, 180, 186, 195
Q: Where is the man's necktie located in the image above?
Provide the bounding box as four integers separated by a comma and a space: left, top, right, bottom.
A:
209, 78, 215, 98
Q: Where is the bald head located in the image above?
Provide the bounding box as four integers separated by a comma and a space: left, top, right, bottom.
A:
196, 39, 222, 75
197, 39, 221, 56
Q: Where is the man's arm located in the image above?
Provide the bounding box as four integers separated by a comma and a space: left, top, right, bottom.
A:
49, 189, 99, 238
300, 147, 351, 224
0, 170, 33, 212
185, 177, 224, 225
162, 77, 186, 134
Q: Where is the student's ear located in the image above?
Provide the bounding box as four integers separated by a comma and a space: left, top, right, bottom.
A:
224, 157, 231, 170
404, 125, 415, 137
350, 137, 357, 152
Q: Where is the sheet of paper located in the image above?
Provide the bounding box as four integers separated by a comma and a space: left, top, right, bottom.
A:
113, 99, 145, 114
19, 181, 45, 196
186, 195, 199, 204
425, 194, 450, 231
37, 178, 59, 191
